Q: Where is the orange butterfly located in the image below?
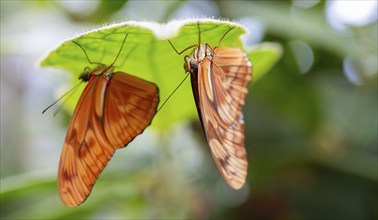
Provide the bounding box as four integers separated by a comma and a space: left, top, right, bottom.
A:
55, 34, 159, 207
169, 23, 252, 189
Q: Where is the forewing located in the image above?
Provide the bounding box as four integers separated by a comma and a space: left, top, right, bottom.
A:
104, 72, 159, 148
197, 47, 252, 189
58, 76, 115, 207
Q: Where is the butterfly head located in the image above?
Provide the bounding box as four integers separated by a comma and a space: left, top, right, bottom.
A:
78, 67, 92, 82
184, 55, 198, 75
78, 64, 113, 82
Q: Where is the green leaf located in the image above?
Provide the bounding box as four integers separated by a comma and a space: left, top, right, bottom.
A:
247, 42, 283, 82
39, 19, 282, 130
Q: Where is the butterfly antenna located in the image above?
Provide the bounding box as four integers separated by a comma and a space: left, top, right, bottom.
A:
72, 41, 102, 65
118, 42, 138, 67
217, 26, 235, 48
157, 73, 189, 113
109, 33, 128, 68
52, 84, 81, 117
197, 21, 201, 46
168, 40, 197, 55
42, 82, 82, 114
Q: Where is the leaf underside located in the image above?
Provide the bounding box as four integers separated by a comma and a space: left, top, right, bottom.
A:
39, 19, 282, 130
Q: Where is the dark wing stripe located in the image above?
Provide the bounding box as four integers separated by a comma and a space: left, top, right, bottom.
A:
107, 98, 128, 147
214, 65, 245, 121
79, 149, 99, 184
105, 99, 124, 147
70, 163, 85, 203
75, 154, 90, 195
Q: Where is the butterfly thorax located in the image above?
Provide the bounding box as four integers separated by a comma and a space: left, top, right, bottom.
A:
79, 65, 115, 82
79, 65, 115, 93
184, 43, 214, 75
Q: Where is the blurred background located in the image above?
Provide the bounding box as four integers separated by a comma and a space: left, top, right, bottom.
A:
1, 0, 377, 219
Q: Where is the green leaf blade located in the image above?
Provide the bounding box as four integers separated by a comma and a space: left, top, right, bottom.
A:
39, 19, 282, 130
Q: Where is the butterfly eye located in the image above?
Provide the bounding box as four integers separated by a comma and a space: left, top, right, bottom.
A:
184, 55, 191, 73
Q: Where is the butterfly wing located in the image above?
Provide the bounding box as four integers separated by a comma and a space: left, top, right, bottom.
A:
58, 73, 159, 207
195, 47, 252, 189
58, 76, 113, 207
104, 72, 159, 147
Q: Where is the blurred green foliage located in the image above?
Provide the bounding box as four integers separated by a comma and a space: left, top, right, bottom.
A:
1, 1, 377, 220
